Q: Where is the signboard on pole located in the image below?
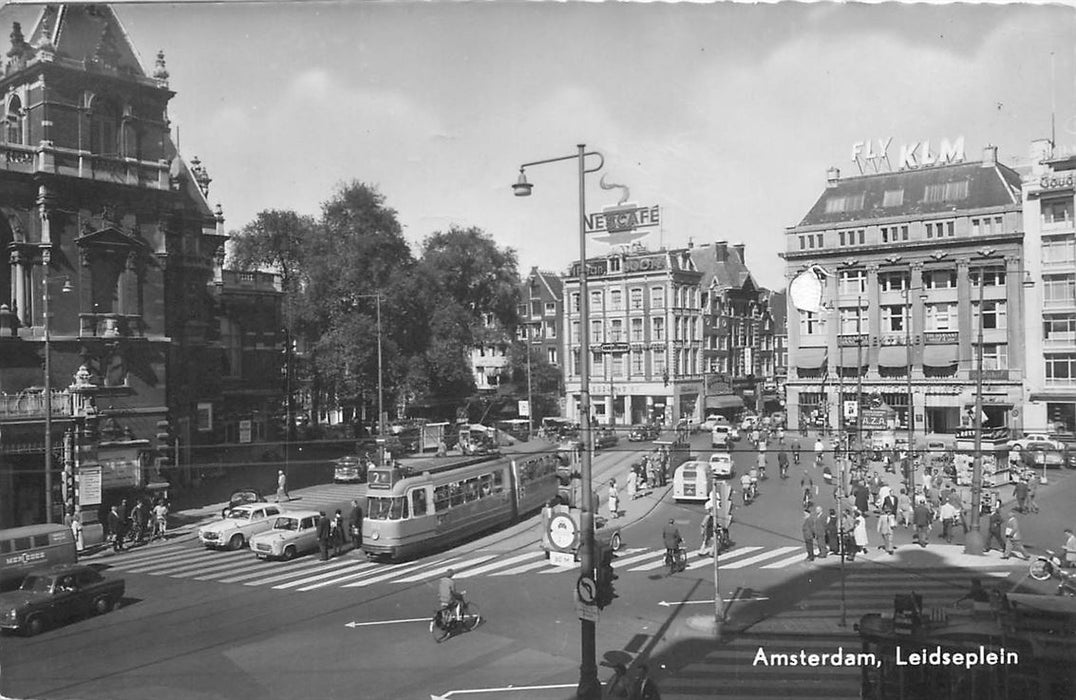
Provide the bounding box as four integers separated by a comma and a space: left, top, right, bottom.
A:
518, 400, 530, 418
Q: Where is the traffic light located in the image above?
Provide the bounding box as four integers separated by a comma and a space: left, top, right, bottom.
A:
155, 419, 175, 471
595, 542, 618, 609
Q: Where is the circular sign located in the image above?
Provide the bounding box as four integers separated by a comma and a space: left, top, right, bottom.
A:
548, 513, 578, 550
577, 575, 597, 605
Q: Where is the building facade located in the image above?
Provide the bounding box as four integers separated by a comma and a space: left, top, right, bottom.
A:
692, 241, 778, 419
561, 246, 705, 426
0, 6, 224, 528
516, 266, 563, 370
784, 145, 1027, 440
1021, 140, 1076, 434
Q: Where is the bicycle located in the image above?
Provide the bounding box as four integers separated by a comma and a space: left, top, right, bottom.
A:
430, 599, 482, 642
664, 547, 687, 576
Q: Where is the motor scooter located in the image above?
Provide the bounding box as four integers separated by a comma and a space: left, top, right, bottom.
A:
1028, 551, 1076, 597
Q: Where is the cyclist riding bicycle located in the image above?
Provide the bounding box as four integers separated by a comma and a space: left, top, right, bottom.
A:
791, 439, 801, 465
777, 450, 790, 478
438, 568, 466, 624
662, 519, 684, 569
740, 472, 754, 504
801, 472, 815, 506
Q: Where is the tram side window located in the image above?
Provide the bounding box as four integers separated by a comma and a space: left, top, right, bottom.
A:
450, 483, 463, 507
464, 478, 479, 503
0, 540, 10, 554
479, 474, 492, 497
492, 471, 504, 492
13, 538, 30, 551
33, 535, 50, 547
434, 485, 451, 512
411, 489, 428, 517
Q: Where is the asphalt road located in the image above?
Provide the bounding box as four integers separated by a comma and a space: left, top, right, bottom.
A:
2, 431, 1070, 700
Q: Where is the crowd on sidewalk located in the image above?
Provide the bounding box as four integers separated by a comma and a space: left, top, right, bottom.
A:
785, 430, 1060, 564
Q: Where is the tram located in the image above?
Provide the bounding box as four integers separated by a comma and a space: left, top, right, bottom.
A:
361, 451, 561, 561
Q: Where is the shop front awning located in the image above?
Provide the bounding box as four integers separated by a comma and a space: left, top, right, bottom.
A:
705, 394, 745, 410
838, 347, 868, 368
878, 346, 909, 368
795, 347, 827, 370
922, 344, 959, 367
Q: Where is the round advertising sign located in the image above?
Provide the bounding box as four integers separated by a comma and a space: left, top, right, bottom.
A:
548, 513, 579, 551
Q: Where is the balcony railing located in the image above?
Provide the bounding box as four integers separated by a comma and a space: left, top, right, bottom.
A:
0, 390, 73, 420
1044, 335, 1076, 350
79, 313, 146, 338
969, 369, 1011, 381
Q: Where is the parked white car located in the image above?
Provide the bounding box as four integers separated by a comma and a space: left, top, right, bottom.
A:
250, 510, 322, 560
198, 503, 283, 551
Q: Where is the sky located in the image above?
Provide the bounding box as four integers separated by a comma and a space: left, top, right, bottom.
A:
2, 1, 1075, 291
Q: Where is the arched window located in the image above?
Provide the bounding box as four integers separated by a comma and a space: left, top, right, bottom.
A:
5, 96, 23, 145
89, 97, 119, 156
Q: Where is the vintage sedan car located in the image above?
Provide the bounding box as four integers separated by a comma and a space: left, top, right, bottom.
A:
221, 487, 268, 518
628, 424, 656, 442
333, 455, 369, 484
250, 510, 323, 560
1020, 441, 1068, 470
1008, 433, 1063, 451
594, 428, 620, 450
199, 503, 284, 551
709, 452, 734, 479
0, 564, 124, 636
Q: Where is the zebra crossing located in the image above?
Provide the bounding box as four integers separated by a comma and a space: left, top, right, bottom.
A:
99, 539, 1021, 594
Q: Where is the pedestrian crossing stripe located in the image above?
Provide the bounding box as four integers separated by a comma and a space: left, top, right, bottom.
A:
96, 540, 1023, 593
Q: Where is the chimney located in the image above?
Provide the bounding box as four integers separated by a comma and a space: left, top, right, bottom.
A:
714, 241, 728, 262
687, 237, 694, 249
981, 145, 997, 167
733, 243, 745, 264
826, 166, 840, 187
1029, 139, 1054, 176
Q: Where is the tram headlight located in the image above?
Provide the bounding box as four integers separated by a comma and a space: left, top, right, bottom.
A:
371, 531, 380, 541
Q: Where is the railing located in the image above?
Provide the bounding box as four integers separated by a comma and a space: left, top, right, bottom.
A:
837, 333, 869, 347
924, 331, 959, 344
79, 313, 146, 338
969, 369, 1011, 381
1044, 336, 1076, 350
0, 390, 73, 420
0, 141, 170, 189
1044, 298, 1076, 310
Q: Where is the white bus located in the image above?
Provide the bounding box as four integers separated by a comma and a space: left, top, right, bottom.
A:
673, 459, 712, 503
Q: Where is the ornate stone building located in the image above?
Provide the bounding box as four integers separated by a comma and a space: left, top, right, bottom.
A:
0, 5, 225, 529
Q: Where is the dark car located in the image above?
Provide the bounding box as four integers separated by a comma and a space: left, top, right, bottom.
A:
0, 564, 125, 636
222, 487, 267, 518
594, 428, 619, 450
333, 455, 369, 483
628, 424, 657, 442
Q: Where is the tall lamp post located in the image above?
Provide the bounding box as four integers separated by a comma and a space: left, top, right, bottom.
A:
902, 287, 929, 496
513, 144, 604, 700
355, 293, 386, 458
41, 247, 72, 523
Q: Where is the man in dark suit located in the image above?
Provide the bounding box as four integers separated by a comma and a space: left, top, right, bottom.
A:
348, 499, 364, 550
316, 511, 332, 561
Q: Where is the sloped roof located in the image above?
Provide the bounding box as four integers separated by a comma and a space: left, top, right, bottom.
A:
29, 4, 147, 78
523, 268, 562, 301
690, 243, 754, 291
797, 160, 1022, 228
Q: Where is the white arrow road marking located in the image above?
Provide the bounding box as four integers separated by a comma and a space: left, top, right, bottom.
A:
658, 593, 770, 607
430, 682, 578, 699
345, 617, 429, 628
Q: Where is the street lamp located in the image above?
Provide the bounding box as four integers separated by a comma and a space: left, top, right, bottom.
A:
41, 246, 72, 523
354, 293, 386, 459
965, 259, 995, 555
513, 144, 604, 700
901, 286, 929, 497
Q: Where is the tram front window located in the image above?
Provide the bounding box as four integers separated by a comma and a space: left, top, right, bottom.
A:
369, 496, 410, 520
